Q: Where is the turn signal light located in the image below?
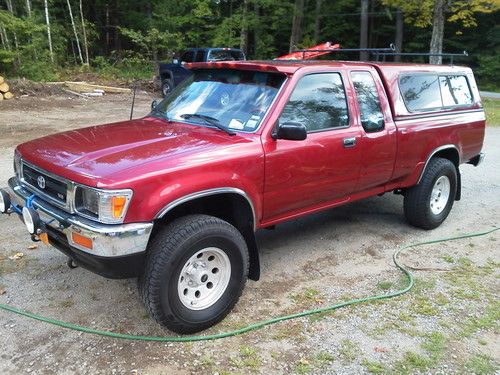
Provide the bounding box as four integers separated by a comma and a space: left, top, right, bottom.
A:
111, 196, 127, 219
71, 232, 93, 250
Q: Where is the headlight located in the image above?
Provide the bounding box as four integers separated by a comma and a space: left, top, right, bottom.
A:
75, 186, 133, 224
13, 150, 22, 179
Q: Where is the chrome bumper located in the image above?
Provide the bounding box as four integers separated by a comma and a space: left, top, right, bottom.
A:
6, 177, 153, 257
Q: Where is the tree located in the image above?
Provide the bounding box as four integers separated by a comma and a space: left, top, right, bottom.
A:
359, 0, 369, 60
43, 0, 53, 63
66, 0, 83, 65
289, 0, 304, 52
382, 0, 499, 64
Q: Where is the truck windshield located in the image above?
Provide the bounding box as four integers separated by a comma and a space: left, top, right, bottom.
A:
153, 69, 286, 133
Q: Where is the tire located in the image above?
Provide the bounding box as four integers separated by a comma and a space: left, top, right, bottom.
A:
139, 214, 249, 333
161, 79, 173, 97
404, 157, 457, 230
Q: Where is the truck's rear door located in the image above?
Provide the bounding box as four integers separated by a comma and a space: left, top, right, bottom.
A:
348, 68, 397, 192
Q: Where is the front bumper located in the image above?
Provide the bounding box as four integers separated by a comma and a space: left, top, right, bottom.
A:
3, 177, 153, 278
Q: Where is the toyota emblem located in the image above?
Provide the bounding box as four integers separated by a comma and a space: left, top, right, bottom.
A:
37, 175, 46, 189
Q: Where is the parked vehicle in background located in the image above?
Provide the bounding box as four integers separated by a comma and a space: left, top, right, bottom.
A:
158, 48, 246, 96
0, 59, 485, 334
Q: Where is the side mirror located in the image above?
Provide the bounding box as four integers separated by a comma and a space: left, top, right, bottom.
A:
274, 122, 307, 141
151, 99, 160, 110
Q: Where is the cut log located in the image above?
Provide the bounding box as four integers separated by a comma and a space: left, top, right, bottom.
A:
0, 82, 9, 93
64, 81, 131, 94
0, 93, 3, 100
4, 92, 14, 100
0, 76, 4, 84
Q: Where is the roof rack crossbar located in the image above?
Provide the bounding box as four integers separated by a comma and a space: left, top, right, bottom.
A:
372, 51, 468, 64
292, 44, 395, 60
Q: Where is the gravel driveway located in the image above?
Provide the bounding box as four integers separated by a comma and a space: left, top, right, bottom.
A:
0, 94, 498, 375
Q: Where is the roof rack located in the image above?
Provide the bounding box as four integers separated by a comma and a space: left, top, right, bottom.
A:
291, 43, 469, 65
372, 51, 468, 65
291, 44, 395, 60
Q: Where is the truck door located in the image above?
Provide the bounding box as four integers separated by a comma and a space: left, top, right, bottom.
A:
349, 70, 397, 191
262, 71, 362, 222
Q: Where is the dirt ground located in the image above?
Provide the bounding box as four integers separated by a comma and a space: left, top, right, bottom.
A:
0, 93, 498, 375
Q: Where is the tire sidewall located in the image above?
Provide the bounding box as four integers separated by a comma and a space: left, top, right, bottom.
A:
162, 79, 172, 96
424, 161, 457, 226
158, 226, 246, 327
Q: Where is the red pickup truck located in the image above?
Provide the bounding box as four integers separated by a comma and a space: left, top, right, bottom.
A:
0, 60, 485, 333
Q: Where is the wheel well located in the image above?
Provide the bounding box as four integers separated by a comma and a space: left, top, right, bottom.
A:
427, 147, 461, 201
433, 148, 459, 167
161, 71, 172, 81
153, 193, 260, 281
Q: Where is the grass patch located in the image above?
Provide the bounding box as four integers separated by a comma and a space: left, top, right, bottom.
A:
338, 339, 360, 361
361, 359, 387, 374
483, 98, 500, 126
290, 288, 323, 304
421, 331, 446, 362
460, 300, 500, 338
295, 359, 311, 374
393, 351, 433, 374
377, 280, 394, 291
464, 354, 497, 374
229, 345, 261, 371
411, 295, 439, 316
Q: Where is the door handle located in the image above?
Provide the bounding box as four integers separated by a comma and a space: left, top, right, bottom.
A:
343, 137, 357, 148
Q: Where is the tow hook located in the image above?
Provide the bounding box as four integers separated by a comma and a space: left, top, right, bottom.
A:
67, 258, 78, 269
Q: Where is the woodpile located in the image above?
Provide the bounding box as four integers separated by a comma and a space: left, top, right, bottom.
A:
0, 76, 14, 100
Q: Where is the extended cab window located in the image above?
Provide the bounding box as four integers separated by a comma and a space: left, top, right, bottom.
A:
351, 71, 384, 132
180, 51, 194, 63
279, 73, 349, 132
194, 50, 205, 62
400, 74, 441, 112
439, 75, 473, 107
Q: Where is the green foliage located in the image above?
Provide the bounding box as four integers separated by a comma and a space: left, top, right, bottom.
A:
0, 0, 498, 85
464, 354, 498, 375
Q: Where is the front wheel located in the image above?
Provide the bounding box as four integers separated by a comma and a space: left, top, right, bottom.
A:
404, 157, 457, 230
161, 79, 173, 97
139, 214, 249, 333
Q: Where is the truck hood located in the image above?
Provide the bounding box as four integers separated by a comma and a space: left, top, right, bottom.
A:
17, 117, 255, 187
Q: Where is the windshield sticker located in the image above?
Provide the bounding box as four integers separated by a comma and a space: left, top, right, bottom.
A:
228, 119, 245, 129
246, 116, 260, 129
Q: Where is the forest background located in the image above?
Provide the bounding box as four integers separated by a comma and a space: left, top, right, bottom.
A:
0, 0, 499, 90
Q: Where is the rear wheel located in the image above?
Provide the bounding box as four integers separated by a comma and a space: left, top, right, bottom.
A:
139, 214, 249, 333
161, 79, 173, 97
404, 157, 457, 229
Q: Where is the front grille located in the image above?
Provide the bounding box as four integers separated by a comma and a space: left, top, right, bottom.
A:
22, 164, 68, 204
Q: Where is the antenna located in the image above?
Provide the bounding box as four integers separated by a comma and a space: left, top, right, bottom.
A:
130, 80, 137, 120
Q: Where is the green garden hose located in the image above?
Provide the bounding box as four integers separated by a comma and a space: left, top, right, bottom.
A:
0, 227, 498, 342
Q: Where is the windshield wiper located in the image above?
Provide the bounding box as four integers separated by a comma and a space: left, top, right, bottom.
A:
180, 113, 235, 136
149, 107, 171, 121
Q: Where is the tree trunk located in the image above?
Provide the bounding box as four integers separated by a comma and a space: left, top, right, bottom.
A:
44, 0, 54, 63
25, 0, 32, 17
5, 0, 20, 66
289, 0, 305, 53
394, 8, 403, 62
253, 2, 261, 58
429, 0, 445, 65
79, 0, 89, 65
0, 26, 10, 50
66, 0, 83, 65
240, 0, 249, 54
359, 0, 369, 60
313, 0, 322, 43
